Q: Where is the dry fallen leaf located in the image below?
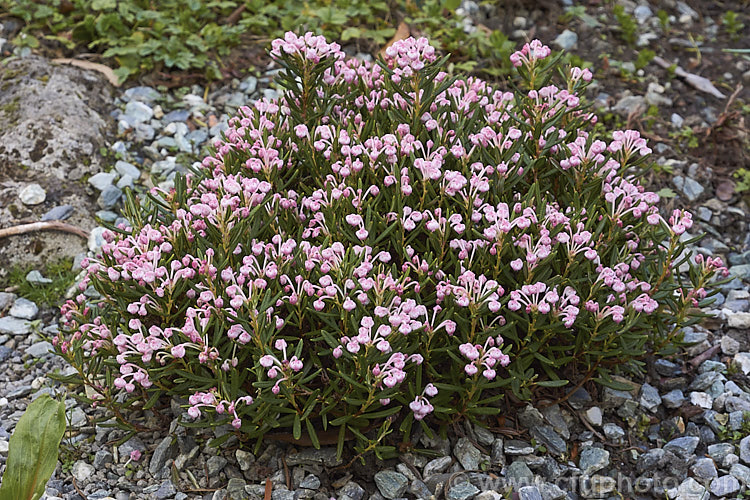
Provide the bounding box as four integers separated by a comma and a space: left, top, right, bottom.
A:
652, 56, 725, 99
379, 22, 410, 58
53, 58, 120, 87
715, 180, 735, 202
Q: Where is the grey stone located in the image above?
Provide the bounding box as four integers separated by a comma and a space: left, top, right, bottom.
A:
637, 448, 665, 473
568, 387, 592, 409
71, 461, 95, 482
540, 404, 570, 439
285, 447, 342, 467
454, 437, 481, 470
374, 470, 408, 499
530, 425, 567, 457
123, 86, 160, 103
553, 30, 578, 50
409, 479, 432, 499
473, 425, 495, 446
41, 204, 74, 221
124, 100, 153, 123
19, 183, 46, 205
491, 438, 505, 466
709, 475, 740, 497
114, 160, 141, 179
88, 226, 107, 252
726, 396, 750, 413
118, 437, 146, 461
88, 171, 117, 190
0, 293, 15, 311
506, 461, 534, 485
662, 390, 686, 409
613, 95, 647, 117
655, 359, 682, 377
93, 449, 113, 469
150, 436, 178, 475
634, 5, 653, 22
26, 341, 53, 358
338, 480, 365, 500
730, 264, 750, 281
235, 449, 254, 471
0, 317, 31, 335
602, 423, 625, 444
740, 435, 750, 464
447, 481, 480, 500
698, 360, 727, 373
721, 336, 741, 355
690, 371, 720, 391
584, 407, 603, 426
690, 391, 713, 409
423, 456, 452, 477
154, 480, 177, 499
299, 474, 320, 490
673, 176, 704, 201
505, 439, 534, 455
116, 174, 134, 190
730, 463, 750, 484
691, 457, 718, 481
602, 387, 632, 406
134, 122, 155, 141
97, 185, 122, 209
226, 478, 247, 500
640, 383, 662, 412
9, 298, 38, 320
727, 311, 750, 329
207, 455, 228, 476
26, 270, 52, 284
708, 443, 735, 462
579, 447, 609, 475
664, 436, 700, 459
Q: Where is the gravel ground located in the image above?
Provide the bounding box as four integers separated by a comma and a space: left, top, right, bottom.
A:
0, 0, 749, 499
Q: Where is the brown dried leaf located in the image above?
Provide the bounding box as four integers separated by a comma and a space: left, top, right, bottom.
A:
379, 22, 410, 58
715, 180, 735, 202
53, 58, 120, 87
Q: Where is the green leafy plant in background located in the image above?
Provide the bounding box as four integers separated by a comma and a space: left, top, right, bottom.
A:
722, 11, 745, 41
613, 5, 638, 46
2, 0, 512, 83
0, 394, 67, 500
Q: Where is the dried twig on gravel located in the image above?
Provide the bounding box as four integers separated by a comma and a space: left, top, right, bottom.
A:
0, 221, 89, 240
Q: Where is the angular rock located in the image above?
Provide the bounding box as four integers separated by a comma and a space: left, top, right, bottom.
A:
447, 481, 480, 500
150, 436, 178, 475
640, 383, 662, 412
88, 171, 117, 190
664, 436, 700, 459
41, 204, 74, 221
9, 298, 38, 320
579, 447, 609, 476
423, 456, 452, 477
518, 486, 543, 500
530, 425, 567, 457
374, 470, 408, 499
0, 317, 31, 335
71, 461, 95, 482
709, 475, 740, 497
676, 478, 709, 500
505, 439, 534, 455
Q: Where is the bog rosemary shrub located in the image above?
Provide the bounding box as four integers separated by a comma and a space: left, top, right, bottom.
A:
54, 34, 727, 456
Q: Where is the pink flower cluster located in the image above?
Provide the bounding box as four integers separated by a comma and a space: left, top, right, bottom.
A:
54, 33, 726, 440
